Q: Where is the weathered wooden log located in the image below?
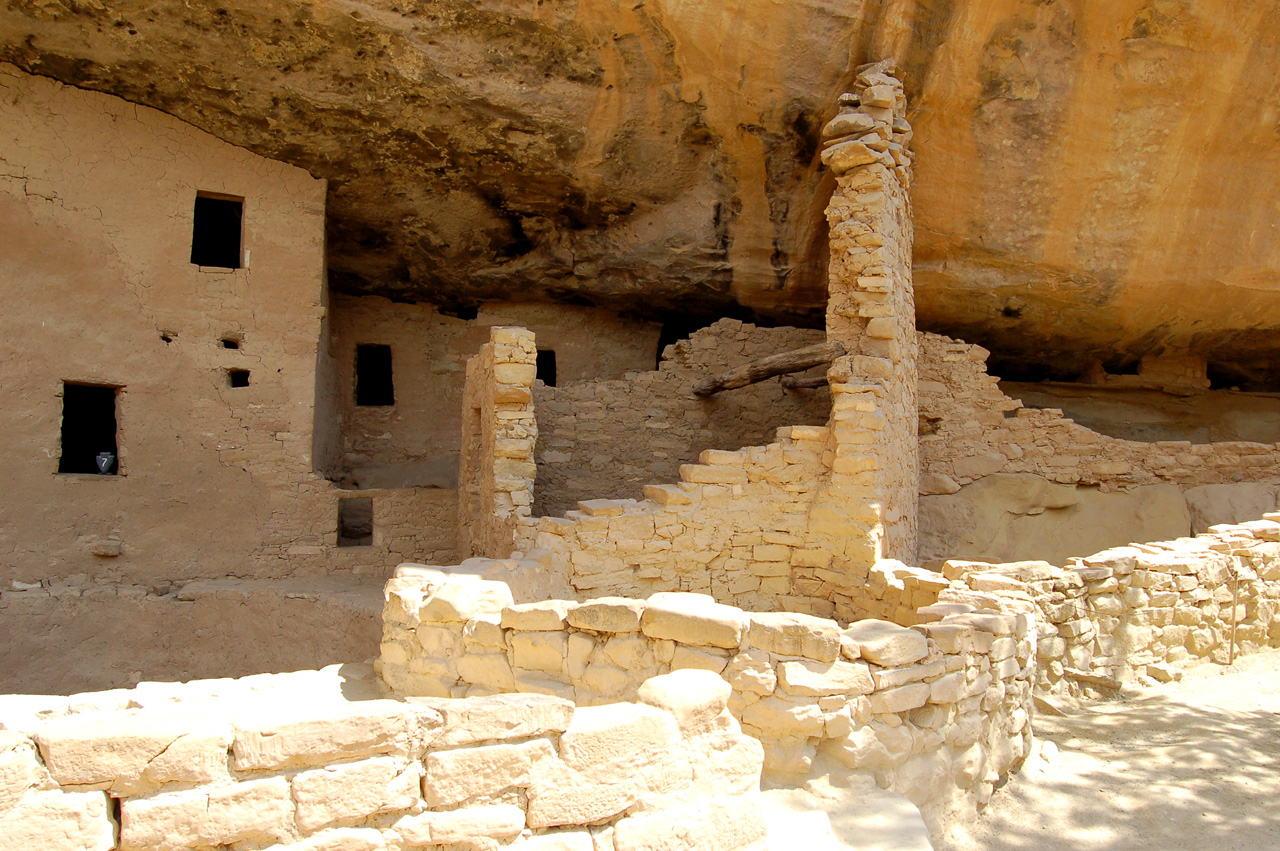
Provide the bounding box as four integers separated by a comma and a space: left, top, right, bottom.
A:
780, 374, 829, 390
693, 341, 845, 396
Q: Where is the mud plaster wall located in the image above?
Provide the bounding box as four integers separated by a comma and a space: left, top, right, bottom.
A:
0, 579, 382, 695
330, 294, 660, 490
0, 65, 452, 585
532, 318, 831, 517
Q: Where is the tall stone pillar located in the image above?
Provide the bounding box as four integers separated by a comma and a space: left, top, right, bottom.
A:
809, 60, 919, 575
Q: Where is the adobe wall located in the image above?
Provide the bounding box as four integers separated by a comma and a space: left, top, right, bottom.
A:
0, 578, 383, 695
939, 516, 1280, 696
330, 295, 660, 490
532, 319, 831, 516
0, 65, 455, 587
378, 567, 1035, 820
0, 663, 769, 851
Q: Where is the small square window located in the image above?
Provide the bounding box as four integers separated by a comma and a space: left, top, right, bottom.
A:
191, 193, 243, 268
338, 497, 373, 547
355, 344, 394, 406
58, 383, 118, 475
228, 369, 250, 388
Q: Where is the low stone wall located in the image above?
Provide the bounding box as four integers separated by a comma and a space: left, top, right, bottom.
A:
938, 516, 1280, 695
378, 568, 1036, 817
919, 333, 1280, 493
521, 414, 916, 622
0, 666, 768, 851
532, 319, 830, 517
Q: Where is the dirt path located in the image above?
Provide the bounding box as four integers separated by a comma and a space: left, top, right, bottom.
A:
936, 649, 1280, 851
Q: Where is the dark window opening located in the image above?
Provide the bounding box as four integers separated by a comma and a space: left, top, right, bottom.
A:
355, 344, 394, 406
58, 383, 118, 475
536, 350, 557, 387
190, 194, 243, 268
220, 336, 241, 349
338, 497, 374, 547
228, 369, 250, 388
655, 318, 711, 370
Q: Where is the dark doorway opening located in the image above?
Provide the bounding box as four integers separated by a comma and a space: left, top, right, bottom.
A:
536, 350, 558, 387
338, 497, 374, 547
190, 194, 243, 268
355, 344, 395, 406
58, 383, 119, 475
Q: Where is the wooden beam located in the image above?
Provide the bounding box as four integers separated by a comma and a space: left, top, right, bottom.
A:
781, 374, 829, 390
693, 341, 845, 396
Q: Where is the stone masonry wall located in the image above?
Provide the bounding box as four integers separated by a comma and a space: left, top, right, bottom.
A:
378, 567, 1036, 815
458, 328, 539, 560
532, 319, 830, 517
330, 295, 660, 490
938, 516, 1280, 696
0, 666, 769, 851
918, 333, 1280, 494
820, 59, 919, 564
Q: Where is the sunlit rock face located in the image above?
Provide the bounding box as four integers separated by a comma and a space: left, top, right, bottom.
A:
5, 0, 1280, 384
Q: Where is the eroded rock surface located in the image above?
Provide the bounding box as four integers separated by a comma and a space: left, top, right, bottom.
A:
5, 1, 1280, 381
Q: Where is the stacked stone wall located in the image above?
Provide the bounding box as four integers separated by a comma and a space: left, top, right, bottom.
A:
532, 319, 830, 517
919, 333, 1280, 493
458, 328, 539, 560
0, 668, 768, 851
378, 568, 1035, 813
937, 516, 1280, 695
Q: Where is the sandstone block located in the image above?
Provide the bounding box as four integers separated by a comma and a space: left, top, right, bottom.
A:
776, 659, 873, 697
929, 672, 966, 704
641, 593, 745, 648
413, 693, 574, 746
868, 682, 931, 714
457, 652, 516, 691
512, 831, 595, 851
742, 696, 825, 738
745, 612, 841, 661
293, 757, 418, 832
0, 733, 42, 817
502, 600, 577, 631
511, 631, 569, 675
34, 711, 231, 794
613, 794, 768, 851
494, 362, 537, 385
121, 776, 293, 851
393, 804, 525, 845
670, 645, 730, 674
0, 789, 114, 851
420, 579, 514, 623
567, 597, 646, 633
424, 738, 556, 807
232, 700, 439, 771
270, 828, 387, 851
843, 619, 928, 666
821, 139, 879, 173
526, 704, 685, 827
725, 650, 777, 696
637, 670, 732, 734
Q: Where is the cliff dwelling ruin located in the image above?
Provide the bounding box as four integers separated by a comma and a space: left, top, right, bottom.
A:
2, 3, 1280, 850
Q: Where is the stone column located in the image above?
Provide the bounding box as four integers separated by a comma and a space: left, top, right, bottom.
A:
810, 60, 919, 574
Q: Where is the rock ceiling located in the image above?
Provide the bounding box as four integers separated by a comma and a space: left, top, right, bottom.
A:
4, 0, 1280, 386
